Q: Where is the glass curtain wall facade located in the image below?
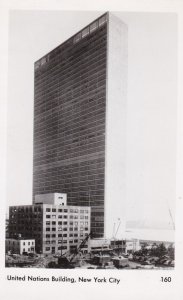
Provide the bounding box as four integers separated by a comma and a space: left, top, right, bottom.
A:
33, 14, 108, 237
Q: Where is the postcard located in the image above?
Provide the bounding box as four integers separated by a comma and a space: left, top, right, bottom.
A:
0, 1, 183, 299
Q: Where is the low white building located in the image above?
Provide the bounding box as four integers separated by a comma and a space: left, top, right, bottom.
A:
89, 238, 112, 254
126, 239, 140, 253
6, 238, 35, 255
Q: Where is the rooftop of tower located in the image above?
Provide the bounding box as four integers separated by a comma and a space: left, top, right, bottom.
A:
35, 12, 108, 71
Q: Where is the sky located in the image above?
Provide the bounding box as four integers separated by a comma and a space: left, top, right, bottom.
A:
7, 11, 177, 229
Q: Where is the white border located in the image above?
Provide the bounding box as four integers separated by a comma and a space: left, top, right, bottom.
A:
0, 1, 183, 299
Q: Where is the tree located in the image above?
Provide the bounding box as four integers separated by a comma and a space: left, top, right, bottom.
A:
156, 243, 167, 258
167, 244, 174, 260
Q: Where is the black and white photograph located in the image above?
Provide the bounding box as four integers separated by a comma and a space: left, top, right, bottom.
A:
5, 10, 176, 270
1, 1, 183, 300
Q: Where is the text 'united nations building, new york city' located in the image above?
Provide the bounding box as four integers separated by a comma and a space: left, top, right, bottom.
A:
33, 12, 128, 239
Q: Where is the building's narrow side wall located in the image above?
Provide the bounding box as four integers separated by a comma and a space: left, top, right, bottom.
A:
105, 13, 128, 238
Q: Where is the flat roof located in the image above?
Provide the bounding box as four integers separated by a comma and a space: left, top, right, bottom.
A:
35, 12, 108, 65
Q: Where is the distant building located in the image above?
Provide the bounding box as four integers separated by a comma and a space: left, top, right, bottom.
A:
89, 238, 110, 253
110, 239, 126, 254
125, 239, 140, 253
9, 193, 91, 254
33, 12, 127, 238
6, 238, 35, 255
34, 193, 67, 205
110, 239, 140, 254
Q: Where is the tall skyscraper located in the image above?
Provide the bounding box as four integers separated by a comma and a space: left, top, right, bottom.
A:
33, 12, 127, 238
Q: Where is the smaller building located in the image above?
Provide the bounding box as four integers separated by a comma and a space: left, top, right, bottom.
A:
9, 193, 91, 255
89, 238, 111, 253
6, 238, 35, 255
34, 193, 67, 206
110, 238, 140, 254
110, 239, 126, 255
126, 239, 140, 253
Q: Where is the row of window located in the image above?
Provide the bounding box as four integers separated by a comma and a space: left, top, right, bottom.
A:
10, 215, 42, 220
35, 53, 106, 100
44, 239, 89, 251
45, 239, 79, 244
45, 227, 88, 231
34, 110, 106, 141
34, 155, 104, 168
10, 207, 42, 213
34, 172, 104, 182
35, 87, 105, 116
34, 73, 106, 114
34, 156, 104, 171
22, 241, 34, 246
45, 214, 89, 219
35, 57, 106, 89
10, 209, 90, 216
35, 87, 106, 117
35, 39, 105, 81
34, 114, 105, 138
35, 73, 106, 113
35, 25, 106, 79
45, 221, 88, 225
35, 118, 105, 144
45, 208, 88, 213
35, 27, 106, 74
34, 165, 105, 176
34, 68, 106, 110
34, 154, 105, 169
45, 233, 87, 238
22, 248, 33, 252
34, 125, 105, 146
34, 111, 105, 142
34, 140, 105, 159
9, 226, 42, 231
35, 76, 106, 105
35, 54, 106, 96
33, 181, 104, 190
34, 139, 105, 156
73, 15, 107, 44
37, 96, 106, 117
7, 241, 34, 246
34, 117, 105, 142
34, 133, 105, 148
34, 155, 104, 170
34, 134, 105, 153
34, 168, 104, 179
35, 74, 105, 110
44, 244, 88, 252
35, 180, 104, 189
45, 246, 67, 251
